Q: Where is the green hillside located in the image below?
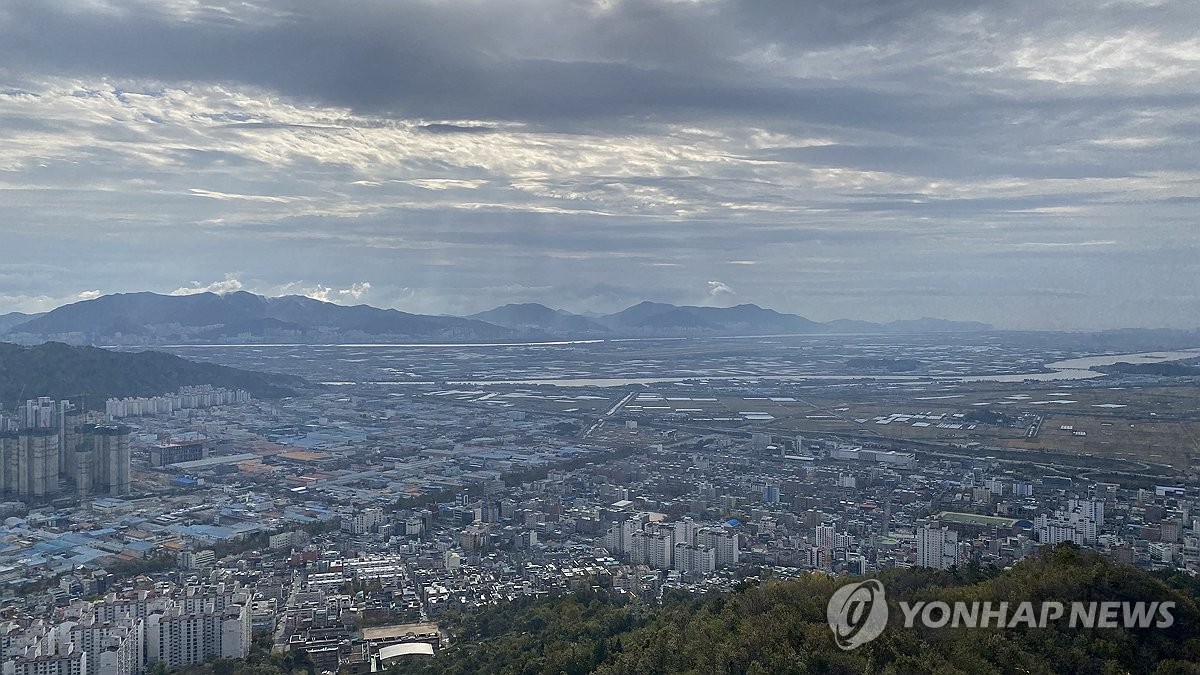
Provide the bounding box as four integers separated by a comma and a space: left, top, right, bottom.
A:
398, 547, 1200, 675
0, 342, 303, 408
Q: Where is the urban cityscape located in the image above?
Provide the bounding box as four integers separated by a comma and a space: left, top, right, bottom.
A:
1, 330, 1197, 673
1, 0, 1198, 671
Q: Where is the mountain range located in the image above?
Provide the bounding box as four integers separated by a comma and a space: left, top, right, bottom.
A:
0, 291, 991, 344
0, 312, 40, 334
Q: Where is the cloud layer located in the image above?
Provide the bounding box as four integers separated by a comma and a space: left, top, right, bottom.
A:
0, 0, 1197, 328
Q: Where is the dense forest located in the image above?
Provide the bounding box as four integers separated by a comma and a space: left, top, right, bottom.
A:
0, 342, 302, 408
391, 547, 1200, 675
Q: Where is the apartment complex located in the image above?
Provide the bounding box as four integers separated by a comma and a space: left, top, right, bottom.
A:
0, 399, 130, 501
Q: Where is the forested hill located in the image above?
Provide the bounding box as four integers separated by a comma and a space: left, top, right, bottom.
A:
1097, 361, 1200, 377
400, 547, 1200, 675
0, 342, 303, 408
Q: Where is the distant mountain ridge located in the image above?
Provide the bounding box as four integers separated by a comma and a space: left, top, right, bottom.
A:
0, 312, 42, 334
0, 292, 992, 344
597, 301, 825, 333
6, 291, 513, 343
468, 303, 610, 334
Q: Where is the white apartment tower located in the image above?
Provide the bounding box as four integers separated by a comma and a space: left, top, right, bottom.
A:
916, 524, 959, 570
146, 601, 250, 669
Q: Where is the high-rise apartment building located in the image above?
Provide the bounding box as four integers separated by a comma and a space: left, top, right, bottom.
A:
146, 603, 250, 669
697, 527, 739, 567
0, 401, 131, 501
4, 586, 251, 675
673, 543, 716, 575
916, 523, 959, 569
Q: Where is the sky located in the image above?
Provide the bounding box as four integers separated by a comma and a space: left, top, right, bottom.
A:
0, 0, 1197, 329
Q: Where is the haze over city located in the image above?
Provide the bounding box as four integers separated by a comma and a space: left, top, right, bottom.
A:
1, 0, 1198, 329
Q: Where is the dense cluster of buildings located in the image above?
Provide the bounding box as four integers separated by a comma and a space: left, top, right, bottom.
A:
0, 399, 130, 501
0, 388, 249, 503
601, 517, 739, 575
105, 388, 250, 420
0, 377, 1195, 674
1, 583, 251, 675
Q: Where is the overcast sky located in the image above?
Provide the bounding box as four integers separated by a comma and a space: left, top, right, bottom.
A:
0, 0, 1197, 329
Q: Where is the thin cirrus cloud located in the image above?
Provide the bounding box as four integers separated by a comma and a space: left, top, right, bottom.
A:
0, 0, 1196, 329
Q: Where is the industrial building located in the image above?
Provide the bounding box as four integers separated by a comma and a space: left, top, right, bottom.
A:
149, 440, 207, 468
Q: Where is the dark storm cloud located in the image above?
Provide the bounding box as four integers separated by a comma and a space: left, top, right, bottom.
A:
0, 1, 1172, 129
2, 1, 1195, 165
0, 10, 892, 132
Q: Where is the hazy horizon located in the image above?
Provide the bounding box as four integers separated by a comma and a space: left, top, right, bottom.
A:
2, 287, 1004, 328
5, 287, 1200, 334
1, 1, 1197, 330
